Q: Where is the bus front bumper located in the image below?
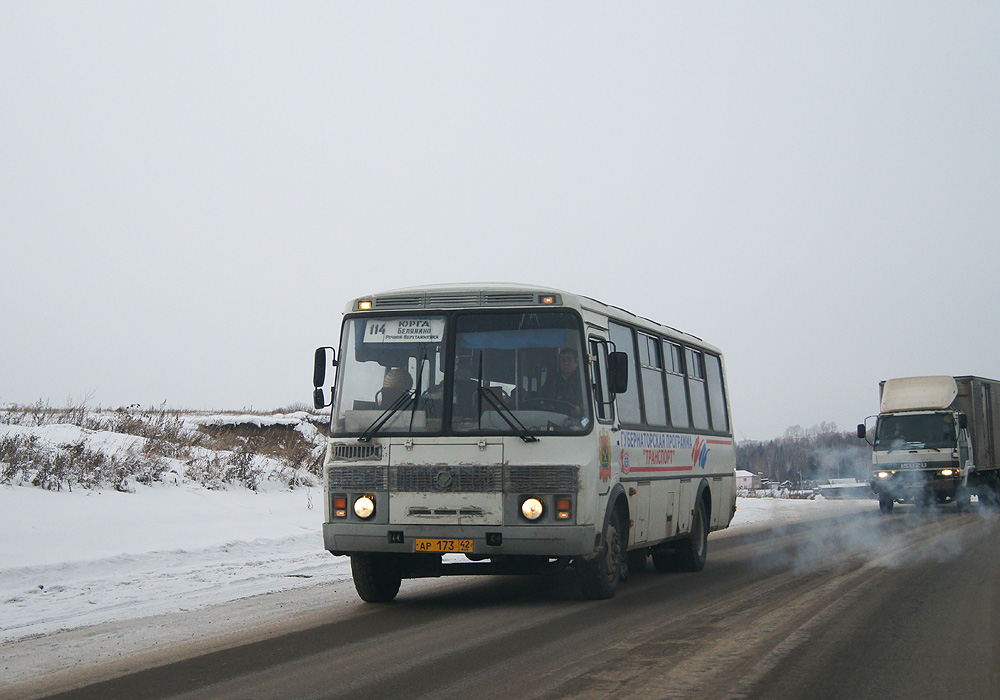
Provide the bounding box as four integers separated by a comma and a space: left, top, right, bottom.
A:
324, 522, 597, 558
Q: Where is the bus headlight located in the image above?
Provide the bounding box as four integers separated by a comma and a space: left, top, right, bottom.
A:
353, 495, 376, 519
877, 472, 890, 479
940, 469, 955, 477
521, 497, 544, 521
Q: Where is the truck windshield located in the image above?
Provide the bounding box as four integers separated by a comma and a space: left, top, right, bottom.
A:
874, 413, 957, 451
330, 310, 591, 437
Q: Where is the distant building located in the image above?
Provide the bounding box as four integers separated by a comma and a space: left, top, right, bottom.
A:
814, 478, 873, 500
736, 470, 761, 489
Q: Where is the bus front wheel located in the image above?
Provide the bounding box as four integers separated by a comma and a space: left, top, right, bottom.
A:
351, 553, 402, 603
577, 508, 625, 600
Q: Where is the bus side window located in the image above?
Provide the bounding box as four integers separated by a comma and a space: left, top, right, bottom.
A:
638, 333, 668, 427
704, 354, 729, 434
663, 340, 690, 429
609, 322, 642, 425
589, 338, 613, 422
686, 347, 710, 430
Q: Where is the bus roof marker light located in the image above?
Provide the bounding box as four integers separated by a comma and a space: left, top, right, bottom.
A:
540, 295, 556, 305
358, 300, 373, 310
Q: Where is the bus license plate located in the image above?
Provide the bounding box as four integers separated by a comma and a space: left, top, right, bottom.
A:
414, 538, 473, 553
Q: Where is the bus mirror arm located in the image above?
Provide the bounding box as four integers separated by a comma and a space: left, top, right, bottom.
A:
958, 413, 968, 430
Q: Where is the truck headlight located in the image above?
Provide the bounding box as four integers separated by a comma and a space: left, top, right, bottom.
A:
520, 497, 544, 521
353, 495, 376, 519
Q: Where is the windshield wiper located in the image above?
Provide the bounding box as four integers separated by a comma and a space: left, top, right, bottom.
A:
479, 387, 539, 443
359, 390, 415, 442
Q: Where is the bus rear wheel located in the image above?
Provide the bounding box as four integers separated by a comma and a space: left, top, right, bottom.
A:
351, 553, 402, 603
652, 498, 708, 573
577, 509, 625, 600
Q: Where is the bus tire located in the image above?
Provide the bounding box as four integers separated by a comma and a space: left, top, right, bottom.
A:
673, 498, 708, 572
577, 508, 625, 599
351, 553, 402, 603
878, 495, 894, 514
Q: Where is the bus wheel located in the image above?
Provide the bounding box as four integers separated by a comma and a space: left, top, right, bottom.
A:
577, 509, 625, 599
625, 549, 648, 579
351, 553, 402, 603
878, 495, 894, 514
674, 499, 708, 572
651, 499, 708, 573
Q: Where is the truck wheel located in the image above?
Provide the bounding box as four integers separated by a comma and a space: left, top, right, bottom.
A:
954, 488, 971, 512
577, 508, 625, 599
878, 495, 894, 514
351, 553, 402, 603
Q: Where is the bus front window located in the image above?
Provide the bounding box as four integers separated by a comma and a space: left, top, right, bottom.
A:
452, 311, 591, 435
331, 316, 446, 436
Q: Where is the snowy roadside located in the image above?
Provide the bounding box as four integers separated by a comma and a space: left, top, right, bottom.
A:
0, 488, 875, 698
0, 483, 349, 644
0, 485, 871, 645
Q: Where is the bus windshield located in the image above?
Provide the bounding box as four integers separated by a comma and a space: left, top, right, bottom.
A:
874, 412, 957, 451
331, 310, 590, 437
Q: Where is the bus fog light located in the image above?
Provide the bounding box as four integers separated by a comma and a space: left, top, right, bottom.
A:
521, 497, 544, 521
354, 495, 376, 519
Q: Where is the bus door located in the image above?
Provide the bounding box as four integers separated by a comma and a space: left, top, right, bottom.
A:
589, 332, 616, 499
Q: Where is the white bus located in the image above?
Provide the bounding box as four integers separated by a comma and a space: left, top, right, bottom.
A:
313, 283, 736, 602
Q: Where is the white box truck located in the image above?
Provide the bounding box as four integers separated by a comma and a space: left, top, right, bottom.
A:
857, 376, 1000, 513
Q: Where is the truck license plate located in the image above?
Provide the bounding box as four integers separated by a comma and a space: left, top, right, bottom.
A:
414, 538, 473, 553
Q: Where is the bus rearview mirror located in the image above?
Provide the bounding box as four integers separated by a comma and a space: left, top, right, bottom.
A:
314, 346, 336, 387
608, 351, 629, 394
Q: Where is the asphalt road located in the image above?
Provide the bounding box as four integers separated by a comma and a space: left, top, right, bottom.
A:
34, 504, 1000, 700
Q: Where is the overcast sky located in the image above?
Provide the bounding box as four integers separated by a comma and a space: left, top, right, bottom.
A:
2, 2, 998, 440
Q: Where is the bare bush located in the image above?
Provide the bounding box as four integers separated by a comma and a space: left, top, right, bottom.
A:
0, 434, 167, 492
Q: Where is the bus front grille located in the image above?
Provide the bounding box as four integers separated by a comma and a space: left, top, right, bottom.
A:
328, 465, 387, 491
331, 443, 383, 461
506, 465, 579, 493
391, 465, 503, 493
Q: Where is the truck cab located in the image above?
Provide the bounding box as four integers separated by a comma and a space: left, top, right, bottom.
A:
865, 408, 970, 512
